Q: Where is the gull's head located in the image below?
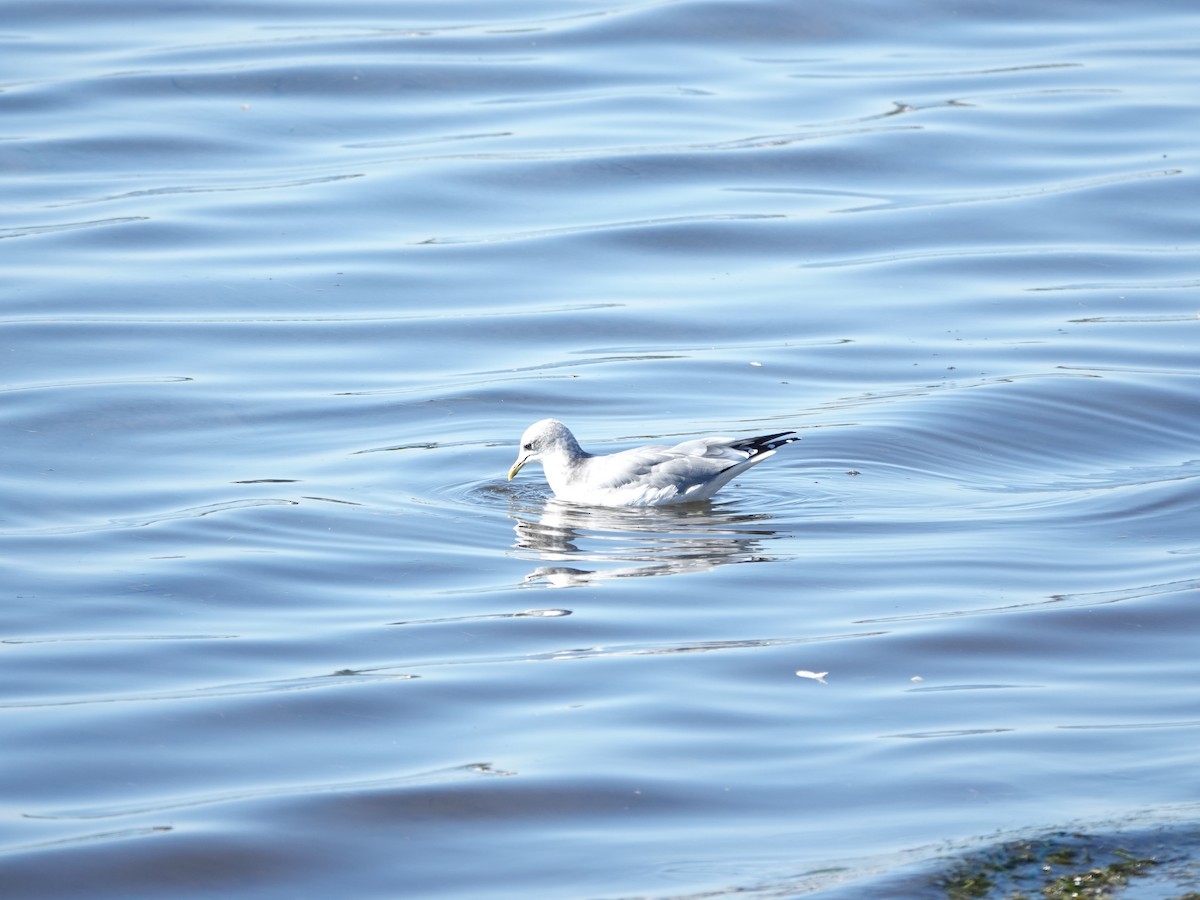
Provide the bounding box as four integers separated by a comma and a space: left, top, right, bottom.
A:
507, 418, 575, 481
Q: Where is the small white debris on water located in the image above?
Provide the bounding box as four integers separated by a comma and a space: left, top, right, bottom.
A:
795, 670, 828, 683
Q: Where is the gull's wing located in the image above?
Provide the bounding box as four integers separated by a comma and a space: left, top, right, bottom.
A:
574, 433, 794, 504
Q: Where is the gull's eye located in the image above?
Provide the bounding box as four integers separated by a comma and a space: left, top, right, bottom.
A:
522, 442, 533, 451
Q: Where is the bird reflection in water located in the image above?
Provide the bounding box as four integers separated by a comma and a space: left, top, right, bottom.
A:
509, 497, 789, 587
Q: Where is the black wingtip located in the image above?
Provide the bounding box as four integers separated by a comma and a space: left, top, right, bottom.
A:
731, 431, 800, 456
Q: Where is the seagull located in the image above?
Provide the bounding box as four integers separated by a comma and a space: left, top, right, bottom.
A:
507, 418, 798, 507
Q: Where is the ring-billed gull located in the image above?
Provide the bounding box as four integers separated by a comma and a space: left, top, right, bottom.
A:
507, 418, 798, 507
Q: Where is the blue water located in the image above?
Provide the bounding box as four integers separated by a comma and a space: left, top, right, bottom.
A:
3, 1, 1199, 896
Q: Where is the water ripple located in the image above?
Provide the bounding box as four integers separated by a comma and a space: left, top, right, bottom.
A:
836, 167, 1183, 213
48, 173, 363, 207
25, 762, 512, 822
0, 216, 148, 239
0, 499, 298, 537
415, 212, 787, 246
0, 671, 417, 711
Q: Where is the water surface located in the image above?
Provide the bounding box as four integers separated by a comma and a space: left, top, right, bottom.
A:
3, 0, 1199, 896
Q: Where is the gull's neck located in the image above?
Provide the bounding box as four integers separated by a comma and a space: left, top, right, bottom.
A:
542, 434, 591, 498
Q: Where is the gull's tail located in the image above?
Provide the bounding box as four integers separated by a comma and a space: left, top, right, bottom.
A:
730, 431, 799, 459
